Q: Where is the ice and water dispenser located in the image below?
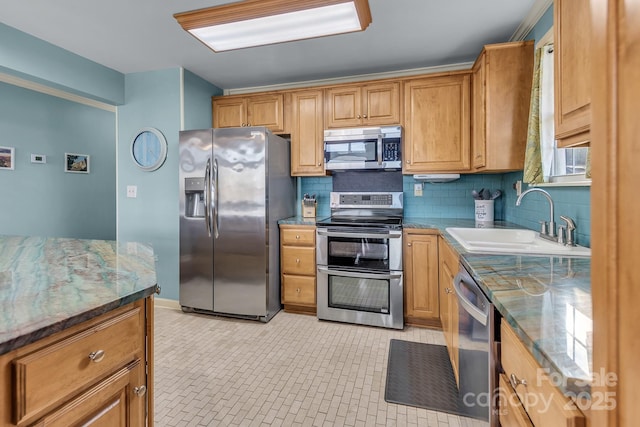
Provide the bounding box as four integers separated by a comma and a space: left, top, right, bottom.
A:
184, 177, 206, 218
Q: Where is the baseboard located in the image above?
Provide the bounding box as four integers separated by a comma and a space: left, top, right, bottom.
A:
154, 297, 181, 311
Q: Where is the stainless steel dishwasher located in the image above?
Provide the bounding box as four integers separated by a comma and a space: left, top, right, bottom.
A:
454, 263, 498, 426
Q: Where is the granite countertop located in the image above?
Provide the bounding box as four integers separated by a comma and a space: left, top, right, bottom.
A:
279, 216, 593, 397
0, 235, 158, 356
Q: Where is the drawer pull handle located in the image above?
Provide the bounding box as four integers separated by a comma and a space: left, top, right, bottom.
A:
296, 258, 300, 263
445, 288, 452, 294
296, 235, 300, 239
88, 350, 105, 363
296, 288, 301, 293
509, 373, 527, 388
133, 385, 147, 397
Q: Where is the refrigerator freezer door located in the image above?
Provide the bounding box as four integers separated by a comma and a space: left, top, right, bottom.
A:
212, 128, 268, 317
179, 129, 214, 311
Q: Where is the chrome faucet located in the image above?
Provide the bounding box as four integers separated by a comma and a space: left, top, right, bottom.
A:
515, 188, 556, 241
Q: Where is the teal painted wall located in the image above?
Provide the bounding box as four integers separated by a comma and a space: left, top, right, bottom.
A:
117, 69, 182, 300
0, 81, 116, 239
0, 23, 124, 105
183, 69, 222, 130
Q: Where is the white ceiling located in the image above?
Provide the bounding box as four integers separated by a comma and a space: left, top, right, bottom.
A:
0, 0, 542, 91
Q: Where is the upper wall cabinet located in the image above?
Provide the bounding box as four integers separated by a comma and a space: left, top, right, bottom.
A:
288, 89, 326, 176
403, 73, 471, 173
212, 93, 285, 133
554, 0, 591, 147
325, 82, 400, 128
471, 41, 534, 171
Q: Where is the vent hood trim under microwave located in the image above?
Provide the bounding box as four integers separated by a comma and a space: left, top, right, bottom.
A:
413, 174, 461, 183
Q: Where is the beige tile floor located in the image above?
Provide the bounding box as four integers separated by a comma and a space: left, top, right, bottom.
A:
154, 307, 488, 427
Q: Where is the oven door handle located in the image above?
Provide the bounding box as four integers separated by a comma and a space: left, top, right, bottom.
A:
317, 266, 402, 281
453, 271, 489, 326
317, 230, 401, 239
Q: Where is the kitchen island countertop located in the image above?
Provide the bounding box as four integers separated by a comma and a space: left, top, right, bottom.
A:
0, 235, 158, 356
279, 216, 593, 396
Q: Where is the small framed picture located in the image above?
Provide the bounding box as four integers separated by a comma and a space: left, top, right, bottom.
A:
65, 153, 90, 174
0, 146, 15, 170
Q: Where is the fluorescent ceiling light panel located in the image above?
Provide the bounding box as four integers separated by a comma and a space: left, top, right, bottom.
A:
175, 0, 372, 52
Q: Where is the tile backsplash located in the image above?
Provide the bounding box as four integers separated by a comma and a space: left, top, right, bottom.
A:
299, 172, 592, 247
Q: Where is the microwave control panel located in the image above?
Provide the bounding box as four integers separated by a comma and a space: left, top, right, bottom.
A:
383, 139, 401, 161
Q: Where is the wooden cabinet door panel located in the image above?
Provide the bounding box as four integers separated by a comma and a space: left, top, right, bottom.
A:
326, 86, 361, 128
555, 0, 591, 146
404, 232, 439, 321
247, 94, 284, 132
290, 90, 325, 175
213, 98, 246, 128
471, 56, 487, 169
403, 74, 471, 172
33, 360, 145, 427
363, 82, 400, 125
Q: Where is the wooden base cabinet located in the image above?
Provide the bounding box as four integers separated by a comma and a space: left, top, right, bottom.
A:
438, 237, 459, 385
0, 299, 153, 427
280, 225, 316, 314
403, 229, 440, 327
500, 321, 585, 427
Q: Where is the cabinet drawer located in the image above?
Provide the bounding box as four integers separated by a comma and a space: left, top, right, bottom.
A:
281, 228, 315, 246
282, 275, 316, 305
13, 307, 144, 424
281, 246, 316, 276
501, 322, 585, 427
499, 373, 534, 427
31, 359, 145, 427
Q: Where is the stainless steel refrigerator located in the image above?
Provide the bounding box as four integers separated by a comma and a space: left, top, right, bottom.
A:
179, 127, 295, 322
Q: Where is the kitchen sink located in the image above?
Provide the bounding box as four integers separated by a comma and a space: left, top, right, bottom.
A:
445, 227, 591, 257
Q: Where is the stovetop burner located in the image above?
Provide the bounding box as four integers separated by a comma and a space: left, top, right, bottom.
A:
316, 215, 402, 228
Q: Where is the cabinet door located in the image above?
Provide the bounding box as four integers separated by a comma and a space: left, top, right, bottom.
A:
290, 90, 325, 176
247, 94, 284, 133
555, 0, 591, 147
404, 232, 439, 323
472, 41, 534, 172
438, 236, 459, 385
471, 55, 487, 169
212, 97, 246, 128
362, 82, 400, 125
325, 86, 362, 128
33, 360, 146, 427
403, 74, 471, 172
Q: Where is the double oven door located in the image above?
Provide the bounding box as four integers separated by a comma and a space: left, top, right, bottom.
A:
316, 227, 403, 329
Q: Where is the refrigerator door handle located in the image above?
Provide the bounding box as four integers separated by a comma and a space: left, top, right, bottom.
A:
204, 158, 212, 237
213, 158, 220, 239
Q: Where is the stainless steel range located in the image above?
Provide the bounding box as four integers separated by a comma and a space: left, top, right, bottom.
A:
316, 191, 403, 329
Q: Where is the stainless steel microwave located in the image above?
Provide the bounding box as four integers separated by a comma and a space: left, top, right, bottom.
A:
324, 125, 402, 171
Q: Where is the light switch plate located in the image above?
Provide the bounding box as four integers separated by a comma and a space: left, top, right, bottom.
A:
126, 185, 137, 198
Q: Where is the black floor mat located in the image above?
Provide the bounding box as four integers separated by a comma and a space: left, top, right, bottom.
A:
384, 339, 488, 421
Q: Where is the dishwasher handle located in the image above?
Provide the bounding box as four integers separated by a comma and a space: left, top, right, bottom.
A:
453, 270, 489, 326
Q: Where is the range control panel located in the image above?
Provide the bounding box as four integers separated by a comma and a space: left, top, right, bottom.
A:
330, 192, 403, 209
340, 193, 393, 206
